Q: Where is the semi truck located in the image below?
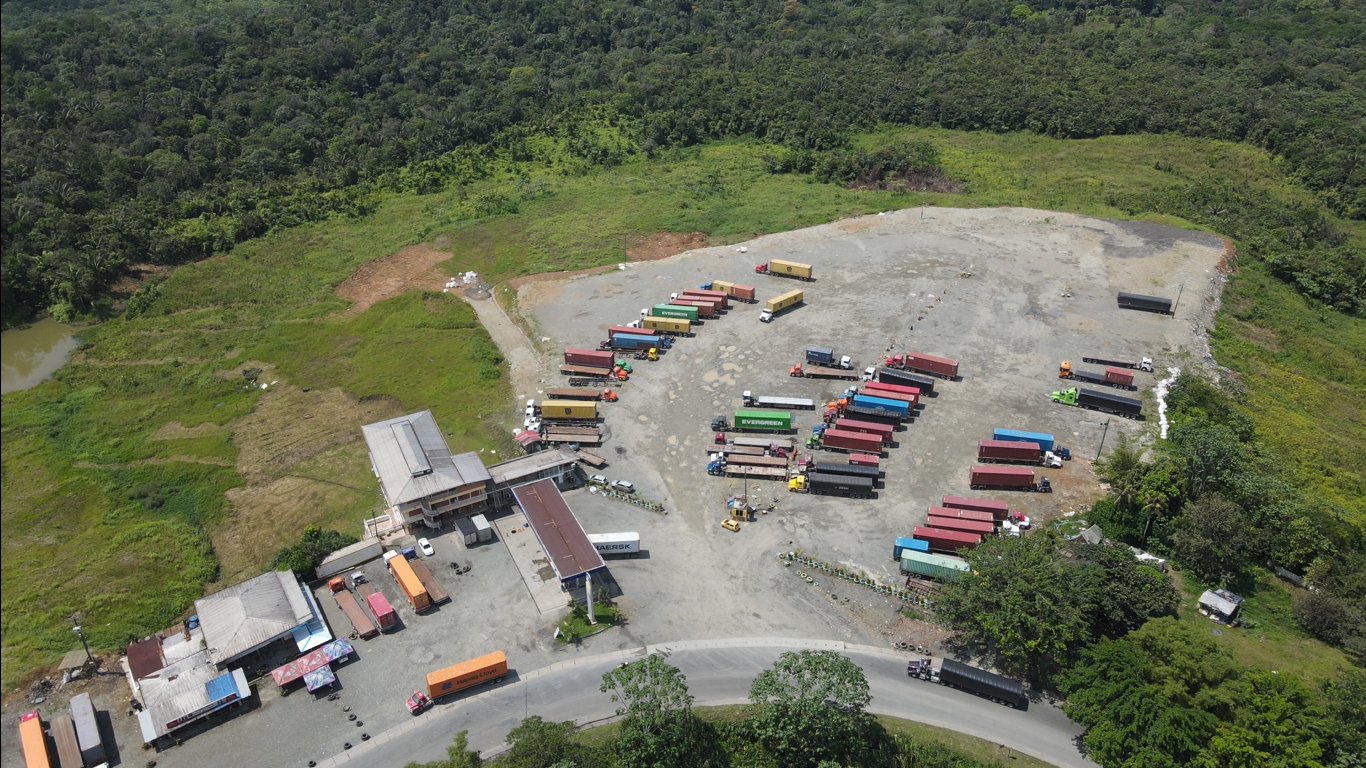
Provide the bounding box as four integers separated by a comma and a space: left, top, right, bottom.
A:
560, 363, 625, 380
681, 287, 730, 309
928, 505, 996, 523
991, 428, 1056, 452
564, 348, 614, 368
586, 532, 641, 556
1083, 354, 1154, 372
1117, 291, 1173, 314
885, 351, 959, 379
386, 552, 432, 613
864, 380, 920, 406
969, 465, 1051, 493
977, 439, 1043, 464
742, 391, 815, 410
641, 316, 693, 335
789, 471, 875, 498
851, 393, 910, 418
408, 558, 450, 605
810, 461, 880, 482
761, 289, 805, 322
545, 388, 617, 401
912, 525, 982, 552
426, 650, 507, 701
669, 298, 716, 317
900, 550, 972, 580
789, 363, 860, 380
650, 303, 699, 321
942, 495, 1010, 520
755, 258, 813, 281
608, 327, 674, 347
807, 428, 883, 454
1051, 387, 1144, 419
838, 402, 904, 425
600, 335, 660, 355
706, 459, 790, 480
806, 346, 853, 370
875, 367, 936, 394
938, 658, 1027, 709
1059, 361, 1137, 390
539, 400, 597, 421
722, 453, 789, 468
711, 410, 793, 433
894, 536, 930, 559
705, 280, 757, 302
831, 418, 894, 443
330, 580, 379, 639
926, 515, 996, 536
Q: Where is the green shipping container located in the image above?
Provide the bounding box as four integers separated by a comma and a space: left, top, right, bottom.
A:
734, 409, 792, 431
652, 303, 698, 321
900, 550, 971, 581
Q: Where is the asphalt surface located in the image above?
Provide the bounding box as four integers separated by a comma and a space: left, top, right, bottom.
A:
320, 638, 1094, 768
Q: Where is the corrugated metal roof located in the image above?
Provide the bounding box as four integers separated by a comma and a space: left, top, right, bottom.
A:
511, 479, 604, 582
1199, 589, 1243, 617
126, 636, 166, 680
196, 570, 314, 666
362, 410, 491, 505
488, 446, 577, 486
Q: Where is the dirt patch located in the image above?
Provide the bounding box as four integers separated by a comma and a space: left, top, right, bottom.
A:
506, 264, 621, 291
150, 421, 232, 440
624, 231, 709, 261
334, 244, 453, 314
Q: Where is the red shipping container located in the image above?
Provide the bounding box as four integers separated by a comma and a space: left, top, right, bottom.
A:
669, 298, 716, 316
849, 453, 880, 468
903, 351, 959, 378
928, 505, 996, 523
564, 348, 614, 368
926, 515, 996, 535
833, 418, 894, 443
1105, 367, 1135, 387
942, 495, 1010, 520
969, 465, 1036, 488
681, 288, 729, 309
820, 429, 883, 454
864, 381, 920, 406
977, 439, 1042, 463
365, 591, 398, 631
727, 284, 757, 301
913, 525, 982, 551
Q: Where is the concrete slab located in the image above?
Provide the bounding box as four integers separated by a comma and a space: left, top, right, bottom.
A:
495, 513, 571, 615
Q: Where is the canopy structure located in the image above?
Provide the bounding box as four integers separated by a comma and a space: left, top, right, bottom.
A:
269, 638, 354, 689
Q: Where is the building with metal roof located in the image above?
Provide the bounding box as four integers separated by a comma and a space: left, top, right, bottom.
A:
135, 650, 250, 744
1198, 588, 1244, 623
511, 479, 605, 584
487, 445, 579, 504
195, 570, 315, 667
363, 410, 492, 529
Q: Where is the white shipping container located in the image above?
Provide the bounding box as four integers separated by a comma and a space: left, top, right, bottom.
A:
455, 516, 479, 546
587, 532, 641, 555
472, 514, 494, 542
315, 539, 384, 579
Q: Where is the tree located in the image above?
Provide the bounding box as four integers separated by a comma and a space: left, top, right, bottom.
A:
746, 650, 874, 767
935, 533, 1091, 682
1168, 495, 1258, 585
1320, 670, 1366, 766
1195, 670, 1325, 768
599, 655, 712, 767
1074, 543, 1179, 640
490, 717, 605, 768
404, 730, 481, 768
268, 525, 358, 577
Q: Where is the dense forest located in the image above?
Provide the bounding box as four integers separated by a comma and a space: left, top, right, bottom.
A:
2, 0, 1363, 326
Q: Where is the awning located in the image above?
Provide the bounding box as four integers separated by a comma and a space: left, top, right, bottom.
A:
269, 638, 354, 688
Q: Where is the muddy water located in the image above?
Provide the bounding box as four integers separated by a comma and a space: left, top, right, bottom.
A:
1, 318, 81, 394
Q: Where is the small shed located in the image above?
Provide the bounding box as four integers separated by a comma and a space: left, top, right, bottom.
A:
1198, 589, 1244, 623
472, 514, 494, 542
455, 516, 479, 546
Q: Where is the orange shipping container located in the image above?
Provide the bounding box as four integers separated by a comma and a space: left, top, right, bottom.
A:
18, 711, 49, 768
388, 555, 431, 612
425, 650, 508, 699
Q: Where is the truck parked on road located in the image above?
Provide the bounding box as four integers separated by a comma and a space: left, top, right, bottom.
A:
789, 471, 874, 498
885, 351, 959, 379
712, 410, 794, 433
705, 280, 757, 302
969, 466, 1051, 493
743, 391, 815, 410
912, 526, 982, 552
761, 289, 805, 322
977, 439, 1043, 464
1083, 354, 1154, 372
874, 367, 936, 394
329, 578, 378, 639
641, 316, 693, 336
1051, 387, 1144, 419
900, 549, 971, 580
755, 259, 813, 281
426, 651, 507, 701
807, 428, 883, 454
1117, 291, 1173, 314
938, 658, 1027, 709
806, 346, 853, 370
1059, 361, 1137, 390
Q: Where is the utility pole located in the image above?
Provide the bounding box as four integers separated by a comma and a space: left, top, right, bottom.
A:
72, 624, 94, 667
1094, 418, 1111, 462
1171, 283, 1184, 317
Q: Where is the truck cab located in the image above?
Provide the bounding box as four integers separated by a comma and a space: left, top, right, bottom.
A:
760, 308, 774, 322
787, 475, 807, 492
710, 415, 729, 431
863, 367, 877, 381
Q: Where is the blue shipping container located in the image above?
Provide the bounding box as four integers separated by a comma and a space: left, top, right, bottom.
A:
617, 333, 662, 346
992, 428, 1055, 452
852, 394, 910, 416
894, 537, 930, 559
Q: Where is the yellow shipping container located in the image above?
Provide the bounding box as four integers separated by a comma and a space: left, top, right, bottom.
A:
642, 316, 691, 335
539, 400, 597, 420
765, 289, 805, 313
768, 259, 813, 280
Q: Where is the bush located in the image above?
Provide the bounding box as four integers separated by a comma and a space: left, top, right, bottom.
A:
268, 525, 359, 577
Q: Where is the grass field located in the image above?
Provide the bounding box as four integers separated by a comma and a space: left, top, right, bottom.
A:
2, 128, 1360, 688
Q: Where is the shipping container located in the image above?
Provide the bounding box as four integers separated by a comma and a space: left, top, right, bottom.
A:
900, 549, 972, 579
473, 514, 494, 542
878, 367, 936, 394
425, 650, 508, 700
1117, 291, 1173, 314
764, 289, 805, 313
977, 439, 1043, 464
757, 259, 813, 280
681, 288, 730, 309
364, 590, 398, 631
51, 715, 81, 768
1104, 367, 1137, 388
991, 428, 1055, 452
842, 403, 904, 425
69, 693, 104, 767
890, 351, 959, 379
912, 525, 983, 552
803, 471, 875, 497
670, 298, 716, 317
927, 505, 996, 523
941, 495, 1010, 520
850, 453, 880, 468
850, 394, 910, 417
816, 428, 884, 454
315, 538, 384, 580
806, 346, 846, 368
926, 515, 996, 535
455, 516, 478, 546
969, 465, 1050, 492
388, 554, 432, 612
894, 537, 930, 559
733, 410, 793, 432
653, 303, 699, 321
587, 532, 642, 556
1059, 362, 1137, 390
18, 711, 49, 768
641, 316, 692, 335
604, 333, 661, 351
564, 348, 614, 368
939, 659, 1027, 708
832, 418, 894, 443
539, 400, 598, 421
864, 380, 920, 405
709, 280, 757, 302
335, 588, 378, 639
811, 461, 881, 482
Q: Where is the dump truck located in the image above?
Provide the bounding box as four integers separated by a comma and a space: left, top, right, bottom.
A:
1051, 387, 1143, 419
707, 459, 790, 480
886, 351, 959, 379
742, 391, 815, 410
913, 525, 983, 552
756, 258, 813, 281
806, 346, 853, 370
1117, 291, 1173, 314
942, 495, 1010, 520
977, 439, 1043, 464
329, 578, 379, 639
789, 471, 874, 498
938, 658, 1027, 709
928, 505, 996, 523
1083, 354, 1154, 372
711, 410, 793, 433
669, 298, 717, 317
894, 537, 930, 559
900, 549, 972, 579
808, 428, 883, 454
425, 651, 507, 700
408, 558, 450, 605
875, 367, 936, 394
789, 362, 859, 380
641, 316, 693, 336
864, 380, 920, 406
1059, 361, 1137, 390
546, 388, 617, 401
969, 465, 1051, 493
652, 303, 699, 321
387, 552, 432, 613
832, 418, 894, 443
850, 393, 910, 418
811, 461, 881, 482
926, 515, 996, 536
364, 591, 399, 632
991, 428, 1056, 452
539, 400, 597, 422
761, 289, 804, 322
705, 280, 757, 302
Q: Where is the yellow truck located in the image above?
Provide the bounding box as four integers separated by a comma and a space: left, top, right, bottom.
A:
756, 258, 813, 281
539, 400, 597, 421
761, 289, 804, 322
641, 316, 692, 336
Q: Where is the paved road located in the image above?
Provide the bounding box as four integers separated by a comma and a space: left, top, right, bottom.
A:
319, 638, 1093, 768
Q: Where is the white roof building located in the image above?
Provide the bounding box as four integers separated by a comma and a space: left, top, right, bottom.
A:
196, 570, 314, 667
363, 410, 491, 529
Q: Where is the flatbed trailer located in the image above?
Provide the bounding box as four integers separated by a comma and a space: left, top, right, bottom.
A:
335, 589, 379, 639
546, 388, 610, 400
723, 454, 790, 468
544, 432, 601, 445
408, 558, 450, 605
709, 463, 790, 480
1083, 354, 1153, 372
575, 450, 608, 467
560, 363, 617, 377
726, 435, 795, 450
707, 444, 768, 456
789, 363, 860, 380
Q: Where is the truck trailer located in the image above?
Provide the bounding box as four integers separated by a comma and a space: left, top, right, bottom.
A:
426, 651, 507, 700
886, 351, 959, 379
70, 693, 105, 767
875, 367, 936, 394
1082, 354, 1154, 372
850, 394, 910, 418
564, 348, 614, 368
991, 428, 1055, 452
742, 391, 816, 410
809, 428, 883, 454
1059, 362, 1137, 390
681, 288, 730, 309
651, 303, 699, 321
408, 558, 451, 605
850, 453, 881, 468
942, 495, 1010, 520
863, 380, 920, 406
789, 363, 860, 380
832, 418, 894, 443
839, 403, 904, 425
756, 258, 813, 281
938, 658, 1027, 709
1051, 387, 1144, 419
969, 465, 1051, 493
539, 400, 597, 421
641, 316, 693, 336
900, 550, 972, 580
1117, 291, 1173, 314
912, 525, 982, 552
811, 461, 881, 482
928, 505, 996, 523
712, 410, 793, 433
669, 298, 716, 317
608, 327, 673, 347
601, 334, 660, 353
387, 553, 432, 613
673, 292, 724, 311
790, 471, 875, 498
977, 439, 1043, 464
894, 537, 930, 559
586, 532, 641, 556
706, 280, 757, 302
926, 515, 996, 536
806, 346, 853, 370
707, 460, 790, 480
545, 388, 615, 401
761, 289, 805, 322
333, 586, 378, 639
364, 591, 399, 631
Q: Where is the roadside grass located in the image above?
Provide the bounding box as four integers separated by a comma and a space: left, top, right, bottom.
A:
3, 127, 1360, 688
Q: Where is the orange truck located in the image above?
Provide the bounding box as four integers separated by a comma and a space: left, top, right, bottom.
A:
386, 552, 432, 613
18, 710, 49, 768
425, 650, 508, 700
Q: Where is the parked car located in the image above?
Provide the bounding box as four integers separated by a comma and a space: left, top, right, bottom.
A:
417, 538, 434, 557
589, 474, 608, 485
611, 480, 636, 493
